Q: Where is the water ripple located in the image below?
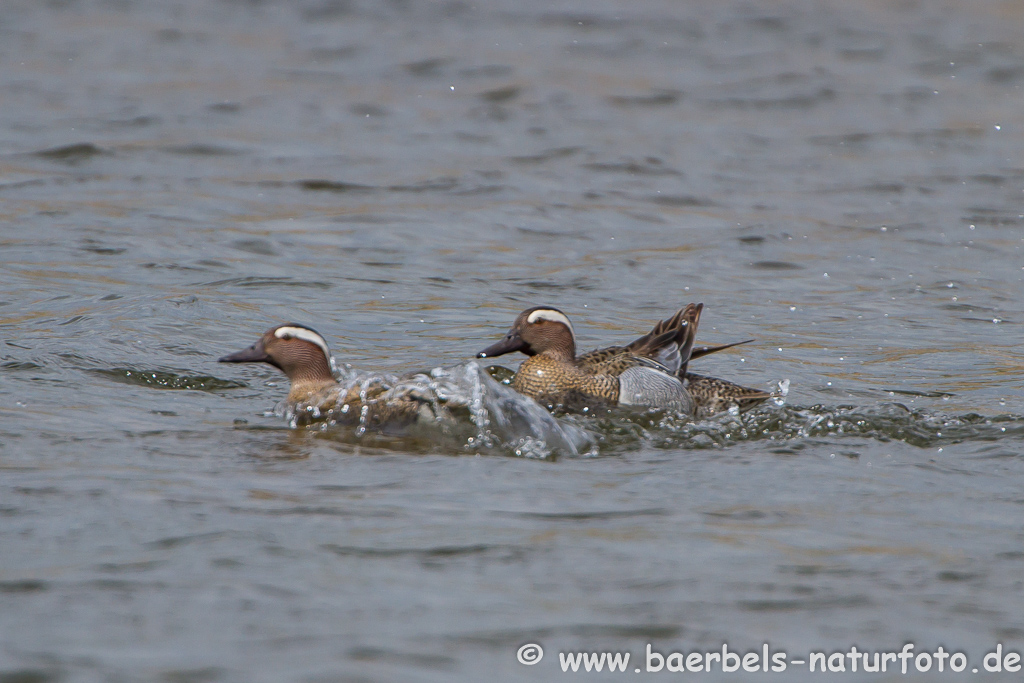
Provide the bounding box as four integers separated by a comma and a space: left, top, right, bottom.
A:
93, 368, 245, 392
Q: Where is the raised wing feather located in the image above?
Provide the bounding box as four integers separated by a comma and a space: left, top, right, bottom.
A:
579, 303, 701, 376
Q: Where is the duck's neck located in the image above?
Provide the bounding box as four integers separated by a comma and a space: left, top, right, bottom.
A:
538, 339, 575, 363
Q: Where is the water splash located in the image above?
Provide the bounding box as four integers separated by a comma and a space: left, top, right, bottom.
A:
278, 361, 596, 458
775, 378, 791, 406
570, 401, 1024, 453
249, 363, 1024, 457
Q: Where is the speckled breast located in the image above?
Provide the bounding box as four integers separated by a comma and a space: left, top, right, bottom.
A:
512, 356, 620, 405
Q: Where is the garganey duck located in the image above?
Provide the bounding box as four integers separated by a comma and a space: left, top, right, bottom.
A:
219, 323, 433, 430
477, 305, 770, 416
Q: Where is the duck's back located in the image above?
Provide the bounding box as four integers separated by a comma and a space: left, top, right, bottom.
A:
576, 346, 633, 375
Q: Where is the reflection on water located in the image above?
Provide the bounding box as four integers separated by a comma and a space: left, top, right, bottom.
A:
2, 0, 1024, 680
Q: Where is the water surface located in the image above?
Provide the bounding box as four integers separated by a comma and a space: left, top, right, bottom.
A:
2, 0, 1024, 680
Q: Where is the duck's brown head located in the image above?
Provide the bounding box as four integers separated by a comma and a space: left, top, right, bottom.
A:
477, 307, 576, 361
219, 323, 336, 385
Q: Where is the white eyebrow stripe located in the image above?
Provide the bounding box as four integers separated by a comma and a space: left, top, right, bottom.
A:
526, 309, 575, 339
275, 326, 331, 358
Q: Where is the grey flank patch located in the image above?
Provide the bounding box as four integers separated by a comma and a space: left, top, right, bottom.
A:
618, 366, 693, 412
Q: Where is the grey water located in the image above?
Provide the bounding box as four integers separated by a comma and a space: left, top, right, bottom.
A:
2, 0, 1024, 680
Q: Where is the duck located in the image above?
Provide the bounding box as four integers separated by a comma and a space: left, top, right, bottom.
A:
218, 323, 435, 430
217, 323, 597, 455
477, 305, 699, 412
477, 304, 770, 416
